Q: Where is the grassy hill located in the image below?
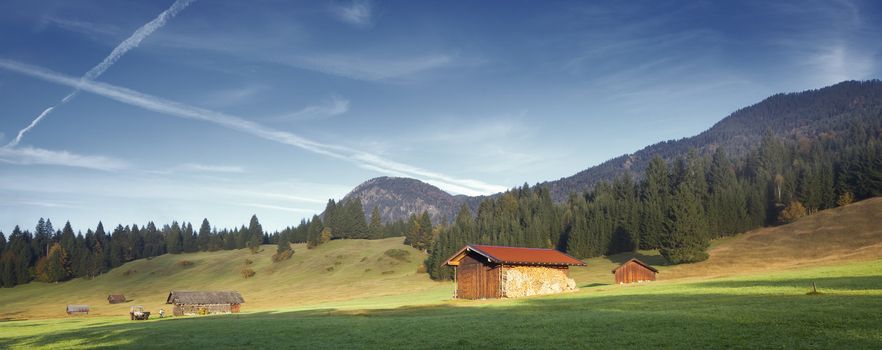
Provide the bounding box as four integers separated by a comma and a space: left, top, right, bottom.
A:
1, 198, 881, 348
0, 238, 449, 320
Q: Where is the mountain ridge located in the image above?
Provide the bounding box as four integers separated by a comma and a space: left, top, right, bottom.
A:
338, 80, 882, 222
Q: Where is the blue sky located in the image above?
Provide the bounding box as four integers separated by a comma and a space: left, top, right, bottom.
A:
1, 0, 880, 232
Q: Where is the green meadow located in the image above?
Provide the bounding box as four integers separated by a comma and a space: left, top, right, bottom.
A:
2, 259, 881, 349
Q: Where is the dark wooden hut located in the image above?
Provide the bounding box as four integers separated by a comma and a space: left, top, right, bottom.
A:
107, 294, 126, 304
166, 291, 244, 316
444, 245, 585, 299
612, 258, 658, 284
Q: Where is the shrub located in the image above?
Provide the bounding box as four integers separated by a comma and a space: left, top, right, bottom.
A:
240, 268, 255, 279
177, 260, 194, 267
271, 249, 294, 263
778, 201, 807, 224
416, 264, 427, 274
320, 228, 332, 244
837, 191, 855, 207
326, 266, 335, 272
381, 270, 395, 275
244, 259, 253, 265
384, 249, 410, 262
123, 269, 137, 277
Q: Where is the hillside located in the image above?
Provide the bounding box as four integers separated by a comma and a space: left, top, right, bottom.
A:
540, 80, 882, 201
338, 80, 882, 223
0, 238, 448, 320
662, 196, 882, 280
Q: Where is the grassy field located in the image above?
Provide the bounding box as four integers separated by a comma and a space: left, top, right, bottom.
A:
1, 259, 880, 349
1, 198, 881, 349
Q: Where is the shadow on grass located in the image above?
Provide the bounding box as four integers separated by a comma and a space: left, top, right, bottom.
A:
690, 275, 882, 291
3, 277, 882, 349
580, 283, 610, 288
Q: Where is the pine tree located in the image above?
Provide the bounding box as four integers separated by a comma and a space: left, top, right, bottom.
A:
639, 156, 669, 249
660, 182, 710, 264
93, 222, 109, 275
182, 222, 197, 253
369, 207, 383, 239
197, 219, 211, 251
345, 199, 369, 239
166, 222, 183, 254
404, 214, 420, 248
247, 215, 264, 253
417, 211, 433, 251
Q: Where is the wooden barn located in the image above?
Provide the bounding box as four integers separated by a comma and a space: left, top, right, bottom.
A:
107, 294, 126, 304
166, 291, 244, 316
612, 258, 658, 284
66, 305, 89, 315
444, 245, 585, 299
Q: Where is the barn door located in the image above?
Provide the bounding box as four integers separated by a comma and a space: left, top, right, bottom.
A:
458, 264, 480, 299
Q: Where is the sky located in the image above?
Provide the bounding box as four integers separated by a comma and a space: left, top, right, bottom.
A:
1, 0, 880, 232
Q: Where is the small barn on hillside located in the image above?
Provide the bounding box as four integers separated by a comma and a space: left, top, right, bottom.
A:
444, 245, 585, 299
107, 294, 126, 304
66, 305, 89, 315
166, 291, 244, 316
612, 258, 658, 284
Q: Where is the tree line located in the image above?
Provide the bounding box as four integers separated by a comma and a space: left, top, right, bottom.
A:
0, 215, 271, 287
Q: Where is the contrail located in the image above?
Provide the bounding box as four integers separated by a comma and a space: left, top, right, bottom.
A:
5, 0, 195, 148
0, 59, 509, 196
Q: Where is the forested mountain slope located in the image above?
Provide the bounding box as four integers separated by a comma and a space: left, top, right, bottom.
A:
340, 80, 882, 222
540, 80, 882, 201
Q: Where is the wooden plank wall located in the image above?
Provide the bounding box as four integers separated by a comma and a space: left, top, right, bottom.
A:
614, 261, 656, 284
455, 253, 501, 299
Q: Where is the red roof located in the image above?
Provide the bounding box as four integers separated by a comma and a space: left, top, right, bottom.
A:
611, 258, 659, 273
444, 244, 585, 266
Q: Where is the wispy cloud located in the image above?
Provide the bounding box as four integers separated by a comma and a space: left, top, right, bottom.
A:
331, 0, 373, 28
225, 190, 326, 204
284, 53, 453, 81
765, 0, 879, 86
275, 94, 350, 121
175, 163, 245, 173
805, 44, 875, 85
38, 16, 122, 38
237, 203, 314, 213
13, 200, 77, 208
199, 85, 265, 107
0, 59, 507, 196
0, 146, 128, 171
6, 0, 195, 148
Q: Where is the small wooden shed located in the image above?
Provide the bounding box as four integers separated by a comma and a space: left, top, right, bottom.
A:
107, 294, 126, 304
612, 258, 658, 284
444, 245, 585, 299
166, 291, 244, 316
66, 305, 89, 315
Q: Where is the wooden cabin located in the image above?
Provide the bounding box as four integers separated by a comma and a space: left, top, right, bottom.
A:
612, 258, 658, 284
166, 291, 244, 316
66, 305, 89, 315
107, 294, 126, 304
444, 245, 585, 299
